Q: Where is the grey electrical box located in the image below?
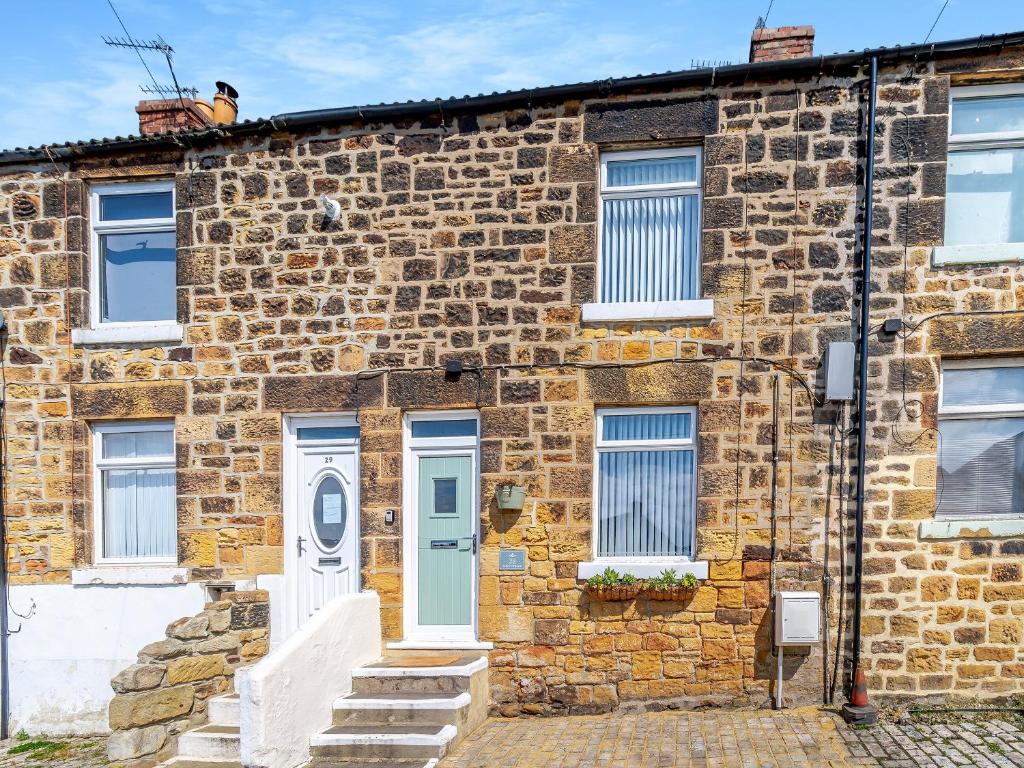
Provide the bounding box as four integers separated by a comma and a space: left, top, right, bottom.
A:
824, 341, 855, 401
774, 591, 821, 646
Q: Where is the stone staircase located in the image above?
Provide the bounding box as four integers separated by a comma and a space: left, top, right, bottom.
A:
156, 691, 242, 767
157, 651, 488, 768
307, 652, 488, 768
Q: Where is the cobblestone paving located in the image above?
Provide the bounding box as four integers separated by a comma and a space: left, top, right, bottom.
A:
443, 707, 872, 767
0, 735, 106, 768
840, 716, 1024, 768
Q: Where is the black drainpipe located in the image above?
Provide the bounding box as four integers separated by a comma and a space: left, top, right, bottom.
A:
850, 55, 878, 697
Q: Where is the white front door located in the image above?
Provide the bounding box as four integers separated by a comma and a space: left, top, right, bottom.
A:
285, 417, 360, 634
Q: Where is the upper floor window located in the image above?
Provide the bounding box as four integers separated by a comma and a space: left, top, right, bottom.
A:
937, 84, 1024, 265
938, 360, 1024, 518
594, 407, 697, 559
92, 422, 177, 564
88, 181, 177, 330
582, 148, 711, 322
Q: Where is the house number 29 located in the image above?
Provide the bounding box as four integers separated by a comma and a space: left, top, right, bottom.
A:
323, 456, 333, 464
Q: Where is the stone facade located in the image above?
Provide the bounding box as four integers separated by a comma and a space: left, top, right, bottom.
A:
2, 40, 1024, 715
107, 590, 270, 765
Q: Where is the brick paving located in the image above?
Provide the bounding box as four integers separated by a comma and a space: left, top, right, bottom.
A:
839, 715, 1024, 768
443, 707, 872, 767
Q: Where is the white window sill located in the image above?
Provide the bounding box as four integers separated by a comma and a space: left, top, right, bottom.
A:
581, 299, 714, 323
577, 559, 709, 580
919, 517, 1024, 540
932, 244, 1024, 266
71, 323, 184, 346
71, 566, 188, 586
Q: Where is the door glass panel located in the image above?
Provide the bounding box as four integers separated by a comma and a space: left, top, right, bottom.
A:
312, 474, 347, 548
411, 419, 477, 438
433, 477, 457, 515
297, 426, 360, 440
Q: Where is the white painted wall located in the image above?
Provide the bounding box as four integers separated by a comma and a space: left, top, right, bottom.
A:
4, 581, 205, 735
238, 591, 381, 768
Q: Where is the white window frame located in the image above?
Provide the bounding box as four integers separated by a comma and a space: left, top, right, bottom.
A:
73, 180, 183, 345
92, 420, 177, 566
579, 405, 707, 580
934, 83, 1024, 266
583, 147, 713, 323
934, 358, 1024, 522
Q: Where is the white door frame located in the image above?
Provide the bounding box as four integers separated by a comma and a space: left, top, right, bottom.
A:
282, 412, 360, 639
400, 410, 482, 646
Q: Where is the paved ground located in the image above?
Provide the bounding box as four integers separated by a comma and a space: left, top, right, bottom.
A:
839, 716, 1024, 768
0, 734, 106, 767
443, 707, 872, 767
2, 709, 1022, 767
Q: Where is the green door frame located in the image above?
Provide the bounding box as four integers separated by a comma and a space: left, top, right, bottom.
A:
400, 410, 481, 646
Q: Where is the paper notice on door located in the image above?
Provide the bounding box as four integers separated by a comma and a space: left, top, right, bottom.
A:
322, 492, 343, 524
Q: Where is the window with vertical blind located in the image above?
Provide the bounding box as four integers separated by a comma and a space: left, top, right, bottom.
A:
594, 407, 697, 559
92, 422, 177, 563
937, 361, 1024, 518
584, 148, 707, 322
936, 84, 1024, 265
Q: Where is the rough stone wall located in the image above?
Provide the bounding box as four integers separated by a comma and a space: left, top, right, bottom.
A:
857, 46, 1024, 699
106, 589, 270, 766
1, 45, 1024, 712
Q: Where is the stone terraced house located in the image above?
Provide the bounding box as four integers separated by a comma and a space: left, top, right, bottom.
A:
2, 20, 1024, 768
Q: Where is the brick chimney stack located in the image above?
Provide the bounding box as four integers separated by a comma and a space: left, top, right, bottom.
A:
136, 99, 213, 136
749, 25, 815, 63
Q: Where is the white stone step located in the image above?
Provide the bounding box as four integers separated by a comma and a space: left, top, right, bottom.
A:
352, 655, 487, 679
332, 690, 470, 727
208, 693, 240, 726
156, 759, 241, 768
310, 724, 457, 761
176, 724, 241, 761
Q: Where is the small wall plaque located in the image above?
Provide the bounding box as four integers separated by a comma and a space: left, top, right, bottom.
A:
499, 549, 527, 571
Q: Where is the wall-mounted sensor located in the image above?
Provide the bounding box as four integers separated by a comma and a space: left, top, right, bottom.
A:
319, 194, 341, 223
384, 509, 396, 526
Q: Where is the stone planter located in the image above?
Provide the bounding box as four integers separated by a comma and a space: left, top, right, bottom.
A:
645, 585, 698, 601
585, 583, 642, 600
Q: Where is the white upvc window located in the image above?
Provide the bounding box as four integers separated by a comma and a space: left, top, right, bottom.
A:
591, 406, 698, 561
937, 359, 1024, 518
582, 147, 712, 323
73, 180, 182, 345
935, 84, 1024, 265
92, 422, 177, 565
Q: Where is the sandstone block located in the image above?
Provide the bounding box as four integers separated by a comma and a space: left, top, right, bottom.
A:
107, 725, 167, 761
166, 654, 226, 685
108, 685, 193, 729
112, 663, 165, 693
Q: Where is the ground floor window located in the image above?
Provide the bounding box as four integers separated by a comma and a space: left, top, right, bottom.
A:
594, 407, 697, 558
92, 421, 177, 563
938, 360, 1024, 517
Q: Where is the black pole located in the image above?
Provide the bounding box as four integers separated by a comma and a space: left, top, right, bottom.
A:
850, 55, 878, 703
0, 313, 8, 740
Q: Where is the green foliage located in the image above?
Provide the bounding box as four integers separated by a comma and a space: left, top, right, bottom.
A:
8, 739, 68, 758
646, 568, 699, 589
586, 567, 640, 587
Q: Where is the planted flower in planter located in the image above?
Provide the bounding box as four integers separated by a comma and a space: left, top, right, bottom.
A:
645, 568, 700, 600
584, 567, 642, 600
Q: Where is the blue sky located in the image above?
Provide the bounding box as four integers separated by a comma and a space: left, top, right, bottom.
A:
2, 0, 1023, 150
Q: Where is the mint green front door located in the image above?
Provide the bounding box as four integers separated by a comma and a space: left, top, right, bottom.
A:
417, 455, 474, 627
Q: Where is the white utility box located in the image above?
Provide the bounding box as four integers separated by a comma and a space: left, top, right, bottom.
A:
774, 591, 821, 646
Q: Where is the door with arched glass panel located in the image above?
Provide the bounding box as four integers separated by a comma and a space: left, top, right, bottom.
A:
297, 432, 359, 623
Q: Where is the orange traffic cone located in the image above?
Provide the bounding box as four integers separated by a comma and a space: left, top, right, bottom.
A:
850, 669, 869, 707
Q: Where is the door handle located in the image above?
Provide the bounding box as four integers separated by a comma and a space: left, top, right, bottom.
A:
457, 535, 477, 553
472, 533, 477, 554
297, 536, 306, 557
